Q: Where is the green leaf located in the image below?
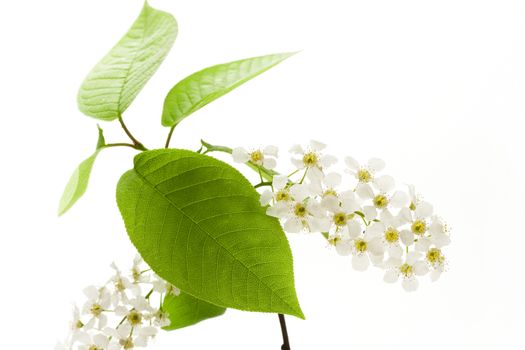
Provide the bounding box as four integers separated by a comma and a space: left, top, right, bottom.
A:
58, 150, 100, 216
161, 52, 296, 127
96, 125, 106, 149
116, 149, 304, 318
162, 292, 226, 330
78, 1, 178, 121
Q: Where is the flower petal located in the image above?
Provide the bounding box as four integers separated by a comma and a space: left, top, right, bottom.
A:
416, 201, 434, 218
344, 156, 360, 171
309, 140, 326, 151
384, 270, 399, 283
324, 172, 342, 188
289, 144, 304, 154
352, 254, 370, 271
402, 278, 419, 292
375, 175, 395, 193
263, 145, 279, 157
262, 157, 277, 169
272, 175, 288, 190
335, 239, 353, 256
367, 158, 385, 172
390, 191, 409, 208
232, 147, 249, 163
259, 190, 273, 206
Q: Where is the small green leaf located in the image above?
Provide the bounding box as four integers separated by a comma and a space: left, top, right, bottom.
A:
78, 1, 178, 121
58, 151, 100, 216
162, 292, 226, 330
116, 149, 304, 318
161, 52, 296, 127
96, 125, 106, 149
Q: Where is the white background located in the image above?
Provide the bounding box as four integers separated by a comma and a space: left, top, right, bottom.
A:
1, 0, 524, 349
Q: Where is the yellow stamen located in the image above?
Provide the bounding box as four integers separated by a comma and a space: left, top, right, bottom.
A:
384, 228, 399, 243
411, 220, 427, 235
357, 169, 372, 183
302, 152, 318, 167
333, 212, 348, 226
294, 203, 307, 217
250, 150, 264, 165
426, 248, 445, 265
373, 194, 389, 208
355, 239, 367, 253
276, 190, 290, 201
400, 263, 413, 277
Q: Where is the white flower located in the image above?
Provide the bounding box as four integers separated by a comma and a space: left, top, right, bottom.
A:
77, 333, 110, 350
131, 256, 150, 284
366, 211, 405, 259
232, 145, 278, 169
82, 286, 111, 329
60, 257, 182, 350
110, 262, 140, 307
290, 140, 337, 181
336, 228, 384, 271
383, 252, 429, 291
356, 178, 410, 220
322, 191, 363, 240
344, 156, 385, 185
398, 201, 434, 246
259, 175, 291, 206
267, 184, 330, 233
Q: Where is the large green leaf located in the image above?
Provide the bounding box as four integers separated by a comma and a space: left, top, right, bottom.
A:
162, 292, 226, 330
116, 149, 304, 318
161, 53, 296, 127
58, 127, 106, 216
78, 1, 178, 121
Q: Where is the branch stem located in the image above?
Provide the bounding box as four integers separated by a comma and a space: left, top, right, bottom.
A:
118, 114, 147, 151
165, 123, 178, 148
278, 314, 291, 350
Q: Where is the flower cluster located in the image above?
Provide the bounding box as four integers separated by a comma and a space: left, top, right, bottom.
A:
56, 257, 179, 350
232, 140, 451, 292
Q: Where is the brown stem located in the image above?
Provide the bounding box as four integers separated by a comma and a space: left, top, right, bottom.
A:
278, 314, 291, 350
118, 114, 147, 151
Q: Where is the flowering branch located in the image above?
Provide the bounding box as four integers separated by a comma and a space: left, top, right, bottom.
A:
213, 139, 451, 292
56, 257, 176, 350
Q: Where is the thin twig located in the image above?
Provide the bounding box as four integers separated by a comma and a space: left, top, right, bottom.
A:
118, 114, 147, 150
165, 123, 178, 148
278, 314, 291, 350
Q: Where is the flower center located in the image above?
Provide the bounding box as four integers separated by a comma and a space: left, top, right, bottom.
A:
426, 248, 444, 265
250, 150, 264, 165
294, 203, 307, 217
302, 152, 318, 167
323, 189, 337, 197
328, 236, 341, 246
384, 228, 399, 243
373, 194, 389, 208
75, 320, 84, 329
276, 190, 290, 201
355, 239, 367, 253
132, 268, 141, 283
411, 220, 427, 235
409, 202, 416, 211
115, 278, 125, 292
90, 303, 103, 316
333, 212, 347, 226
127, 310, 142, 326
120, 338, 134, 350
357, 169, 372, 183
400, 263, 413, 277
89, 346, 101, 350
